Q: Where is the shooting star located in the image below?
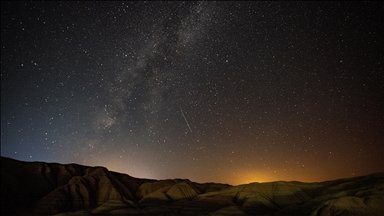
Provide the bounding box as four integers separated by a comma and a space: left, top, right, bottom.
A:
180, 108, 192, 133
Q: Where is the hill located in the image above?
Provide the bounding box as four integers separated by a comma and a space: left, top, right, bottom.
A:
1, 156, 383, 215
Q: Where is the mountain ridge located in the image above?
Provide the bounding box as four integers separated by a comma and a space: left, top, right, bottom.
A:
1, 156, 383, 215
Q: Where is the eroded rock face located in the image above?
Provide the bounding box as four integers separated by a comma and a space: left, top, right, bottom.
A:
136, 179, 229, 205
1, 157, 152, 215
2, 156, 384, 216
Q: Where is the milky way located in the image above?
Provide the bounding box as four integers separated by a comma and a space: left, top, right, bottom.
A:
1, 1, 383, 185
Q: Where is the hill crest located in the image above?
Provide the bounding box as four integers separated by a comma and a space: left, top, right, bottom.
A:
1, 156, 383, 215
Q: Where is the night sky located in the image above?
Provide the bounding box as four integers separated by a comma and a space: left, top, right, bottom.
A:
1, 1, 383, 185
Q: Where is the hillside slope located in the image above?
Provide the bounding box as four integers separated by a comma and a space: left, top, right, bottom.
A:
1, 156, 383, 215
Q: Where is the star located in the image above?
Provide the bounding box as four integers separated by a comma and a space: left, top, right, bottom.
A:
1, 1, 383, 185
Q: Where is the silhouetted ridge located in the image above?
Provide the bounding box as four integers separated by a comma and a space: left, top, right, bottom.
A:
1, 156, 383, 216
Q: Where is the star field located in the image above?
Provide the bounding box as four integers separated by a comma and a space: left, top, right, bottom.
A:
1, 1, 383, 185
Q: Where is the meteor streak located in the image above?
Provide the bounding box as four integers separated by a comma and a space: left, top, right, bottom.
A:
180, 108, 192, 133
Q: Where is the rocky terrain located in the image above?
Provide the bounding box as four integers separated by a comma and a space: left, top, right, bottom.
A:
1, 156, 383, 215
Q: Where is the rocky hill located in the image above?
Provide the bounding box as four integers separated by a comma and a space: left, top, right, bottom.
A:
1, 156, 383, 215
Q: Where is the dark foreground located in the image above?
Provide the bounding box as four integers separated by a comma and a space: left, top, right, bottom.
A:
1, 156, 383, 215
